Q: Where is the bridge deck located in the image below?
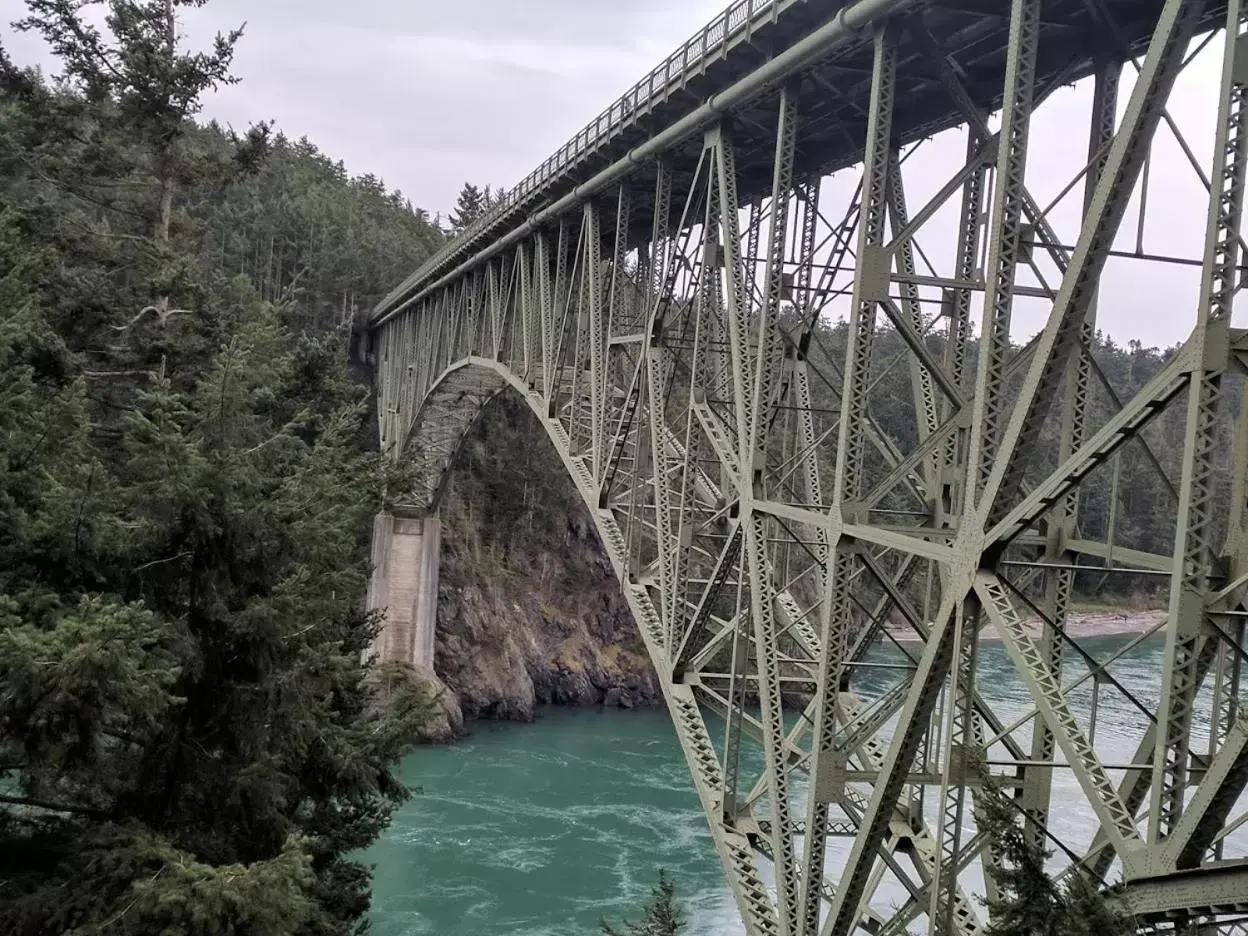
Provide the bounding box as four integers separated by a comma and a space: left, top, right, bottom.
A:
373, 0, 1227, 322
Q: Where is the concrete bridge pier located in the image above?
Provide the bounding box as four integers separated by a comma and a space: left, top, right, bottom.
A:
366, 511, 441, 669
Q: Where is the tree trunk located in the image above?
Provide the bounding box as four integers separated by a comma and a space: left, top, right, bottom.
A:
152, 0, 176, 319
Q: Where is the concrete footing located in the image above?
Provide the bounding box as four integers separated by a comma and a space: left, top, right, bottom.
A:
366, 512, 441, 669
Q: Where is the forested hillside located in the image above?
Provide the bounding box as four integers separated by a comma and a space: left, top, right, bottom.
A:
199, 132, 444, 333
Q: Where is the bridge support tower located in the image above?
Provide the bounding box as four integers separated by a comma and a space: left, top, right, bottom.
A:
366, 512, 442, 670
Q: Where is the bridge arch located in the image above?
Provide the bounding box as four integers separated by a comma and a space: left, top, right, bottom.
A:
398, 355, 669, 649
396, 359, 510, 514
385, 354, 785, 930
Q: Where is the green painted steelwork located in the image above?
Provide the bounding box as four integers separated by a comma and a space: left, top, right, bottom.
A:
367, 1, 1248, 933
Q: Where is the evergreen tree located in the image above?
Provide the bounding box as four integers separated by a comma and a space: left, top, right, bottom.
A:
977, 774, 1136, 936
0, 3, 432, 933
10, 0, 264, 329
449, 181, 486, 232
601, 870, 684, 936
483, 183, 508, 210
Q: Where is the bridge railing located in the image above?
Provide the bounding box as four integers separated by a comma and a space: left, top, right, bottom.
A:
374, 0, 809, 319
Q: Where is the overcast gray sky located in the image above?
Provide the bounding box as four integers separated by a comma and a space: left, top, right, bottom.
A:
4, 0, 730, 214
4, 0, 1239, 349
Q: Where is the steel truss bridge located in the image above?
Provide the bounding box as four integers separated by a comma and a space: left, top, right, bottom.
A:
365, 0, 1248, 932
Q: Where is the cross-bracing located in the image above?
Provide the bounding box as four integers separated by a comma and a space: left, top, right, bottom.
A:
366, 0, 1248, 933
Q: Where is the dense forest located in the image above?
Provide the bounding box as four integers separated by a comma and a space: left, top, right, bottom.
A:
0, 1, 454, 932
0, 0, 1221, 933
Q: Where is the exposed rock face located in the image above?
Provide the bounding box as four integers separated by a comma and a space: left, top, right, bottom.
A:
429, 397, 660, 727
410, 665, 465, 744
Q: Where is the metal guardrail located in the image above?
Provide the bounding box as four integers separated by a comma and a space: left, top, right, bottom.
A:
374, 0, 808, 317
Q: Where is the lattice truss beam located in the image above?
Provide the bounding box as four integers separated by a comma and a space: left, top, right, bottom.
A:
369, 1, 1248, 933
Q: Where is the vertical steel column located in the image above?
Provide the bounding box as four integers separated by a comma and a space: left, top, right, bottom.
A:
928, 593, 979, 936
972, 0, 1039, 507
644, 335, 676, 643
753, 86, 798, 468
801, 23, 897, 936
722, 578, 750, 828
566, 215, 590, 458
468, 268, 486, 359
792, 178, 827, 565
485, 260, 501, 362
442, 282, 460, 368
585, 202, 608, 483
401, 306, 418, 439
376, 322, 394, 455
456, 279, 471, 364
551, 219, 572, 418
701, 134, 732, 490
1019, 57, 1121, 851
939, 131, 984, 525
713, 125, 755, 466
650, 162, 673, 320
493, 261, 509, 369
498, 254, 515, 366
609, 186, 634, 337
430, 289, 448, 378
745, 200, 764, 311
745, 82, 801, 936
517, 242, 534, 379
536, 231, 556, 404
1151, 0, 1248, 847
928, 11, 1041, 916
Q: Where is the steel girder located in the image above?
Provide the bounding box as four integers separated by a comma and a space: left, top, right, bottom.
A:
368, 1, 1248, 933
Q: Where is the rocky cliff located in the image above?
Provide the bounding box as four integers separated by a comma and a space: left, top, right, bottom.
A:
428, 396, 660, 731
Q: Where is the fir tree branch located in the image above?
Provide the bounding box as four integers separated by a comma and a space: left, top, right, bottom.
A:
28, 165, 152, 224
82, 369, 159, 378
132, 551, 192, 573
0, 792, 106, 818
63, 218, 152, 244
15, 4, 127, 89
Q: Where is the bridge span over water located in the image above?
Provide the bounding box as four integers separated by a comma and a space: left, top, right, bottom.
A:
363, 0, 1248, 932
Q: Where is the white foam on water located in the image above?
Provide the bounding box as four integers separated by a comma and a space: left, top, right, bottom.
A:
370, 637, 1245, 935
683, 885, 747, 936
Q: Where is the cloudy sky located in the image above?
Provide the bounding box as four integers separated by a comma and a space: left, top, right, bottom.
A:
6, 0, 730, 215
5, 0, 1240, 349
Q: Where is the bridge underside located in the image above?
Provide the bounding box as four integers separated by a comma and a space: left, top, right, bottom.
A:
370, 0, 1248, 934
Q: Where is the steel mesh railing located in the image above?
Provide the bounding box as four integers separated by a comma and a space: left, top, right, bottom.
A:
376, 0, 806, 315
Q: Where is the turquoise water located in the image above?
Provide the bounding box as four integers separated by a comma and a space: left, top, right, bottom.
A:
363, 708, 740, 936
362, 634, 1231, 935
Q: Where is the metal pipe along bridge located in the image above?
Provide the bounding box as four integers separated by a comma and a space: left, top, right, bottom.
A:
364, 0, 1248, 932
